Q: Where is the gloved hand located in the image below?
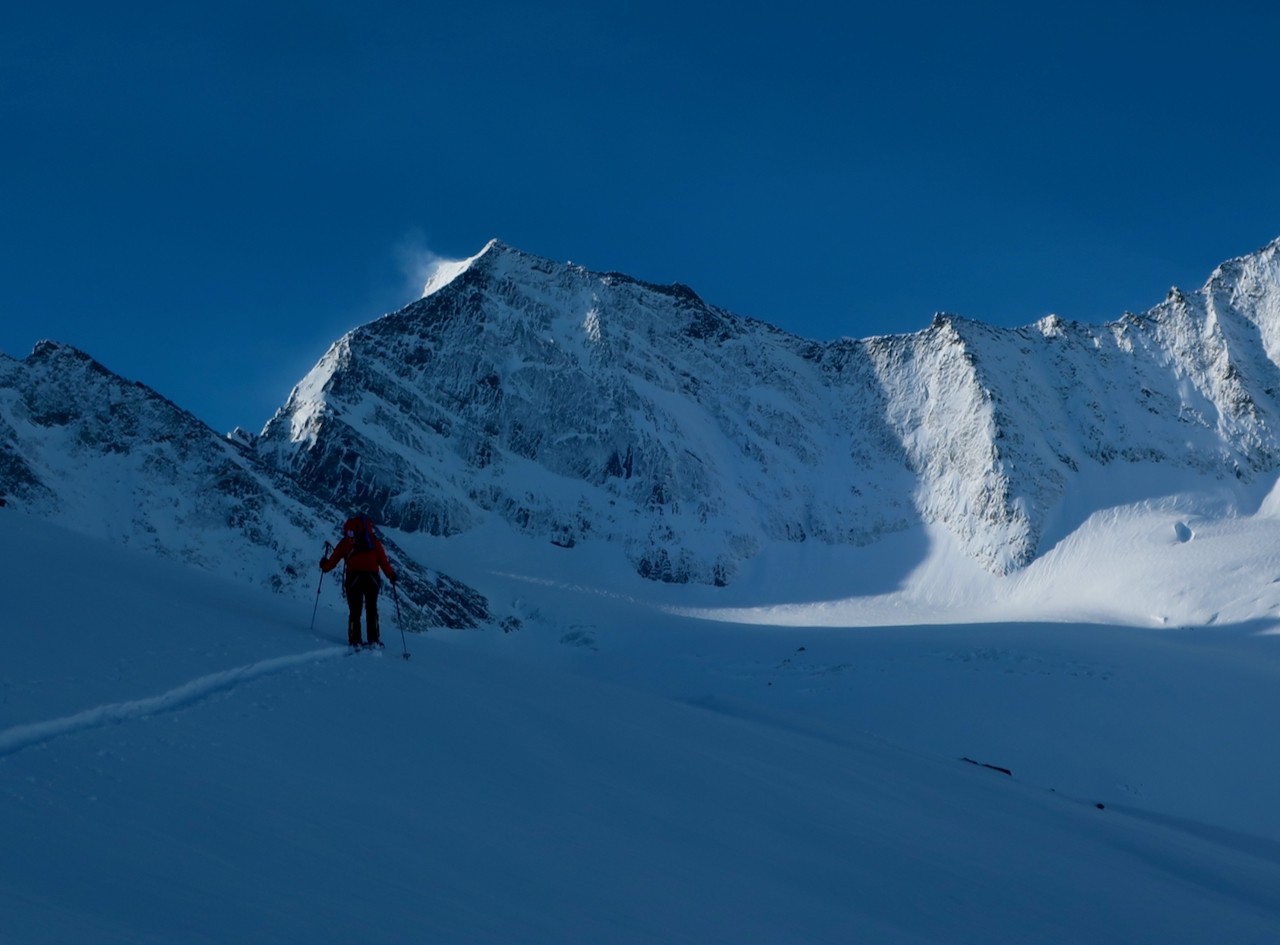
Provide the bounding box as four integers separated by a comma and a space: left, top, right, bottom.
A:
319, 557, 327, 569
389, 573, 398, 585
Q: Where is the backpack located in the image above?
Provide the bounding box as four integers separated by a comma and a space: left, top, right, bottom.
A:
346, 514, 375, 556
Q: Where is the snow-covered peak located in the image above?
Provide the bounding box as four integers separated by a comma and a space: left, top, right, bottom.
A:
1205, 235, 1280, 286
255, 234, 1280, 584
422, 252, 481, 298
26, 339, 106, 371
421, 238, 520, 298
1178, 237, 1280, 369
1196, 238, 1280, 324
267, 336, 352, 445
1036, 313, 1066, 337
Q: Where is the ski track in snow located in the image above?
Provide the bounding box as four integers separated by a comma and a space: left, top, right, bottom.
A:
0, 647, 349, 758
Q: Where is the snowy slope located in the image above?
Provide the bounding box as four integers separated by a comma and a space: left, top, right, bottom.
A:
393, 465, 1280, 841
5, 509, 1280, 944
257, 237, 1280, 585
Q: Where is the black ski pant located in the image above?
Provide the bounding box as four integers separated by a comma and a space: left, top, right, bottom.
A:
344, 571, 382, 645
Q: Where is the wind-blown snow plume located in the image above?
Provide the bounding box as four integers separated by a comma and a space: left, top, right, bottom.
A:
394, 229, 477, 300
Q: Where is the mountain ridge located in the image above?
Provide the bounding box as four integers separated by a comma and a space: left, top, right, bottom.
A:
0, 341, 493, 630
6, 237, 1280, 594
253, 236, 1280, 583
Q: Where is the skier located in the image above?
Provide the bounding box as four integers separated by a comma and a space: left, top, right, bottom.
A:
320, 513, 398, 648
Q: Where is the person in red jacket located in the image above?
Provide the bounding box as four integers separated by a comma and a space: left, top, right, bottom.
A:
321, 513, 398, 648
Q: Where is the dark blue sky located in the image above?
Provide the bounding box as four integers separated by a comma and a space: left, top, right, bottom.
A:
4, 1, 1278, 433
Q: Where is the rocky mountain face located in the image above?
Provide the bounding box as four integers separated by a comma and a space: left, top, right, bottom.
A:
254, 242, 914, 586
253, 237, 1280, 583
6, 238, 1279, 597
0, 343, 491, 629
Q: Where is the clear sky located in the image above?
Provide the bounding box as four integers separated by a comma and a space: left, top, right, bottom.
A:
4, 1, 1278, 433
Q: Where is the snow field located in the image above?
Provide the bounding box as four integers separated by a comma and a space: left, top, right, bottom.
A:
5, 509, 1280, 942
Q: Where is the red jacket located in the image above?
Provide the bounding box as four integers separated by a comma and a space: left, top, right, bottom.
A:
322, 517, 397, 581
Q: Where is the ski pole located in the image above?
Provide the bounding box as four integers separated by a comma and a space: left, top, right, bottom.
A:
391, 580, 411, 661
309, 541, 331, 634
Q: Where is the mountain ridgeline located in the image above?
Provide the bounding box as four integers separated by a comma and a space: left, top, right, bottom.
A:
251, 237, 1280, 583
4, 238, 1279, 599
0, 343, 491, 629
